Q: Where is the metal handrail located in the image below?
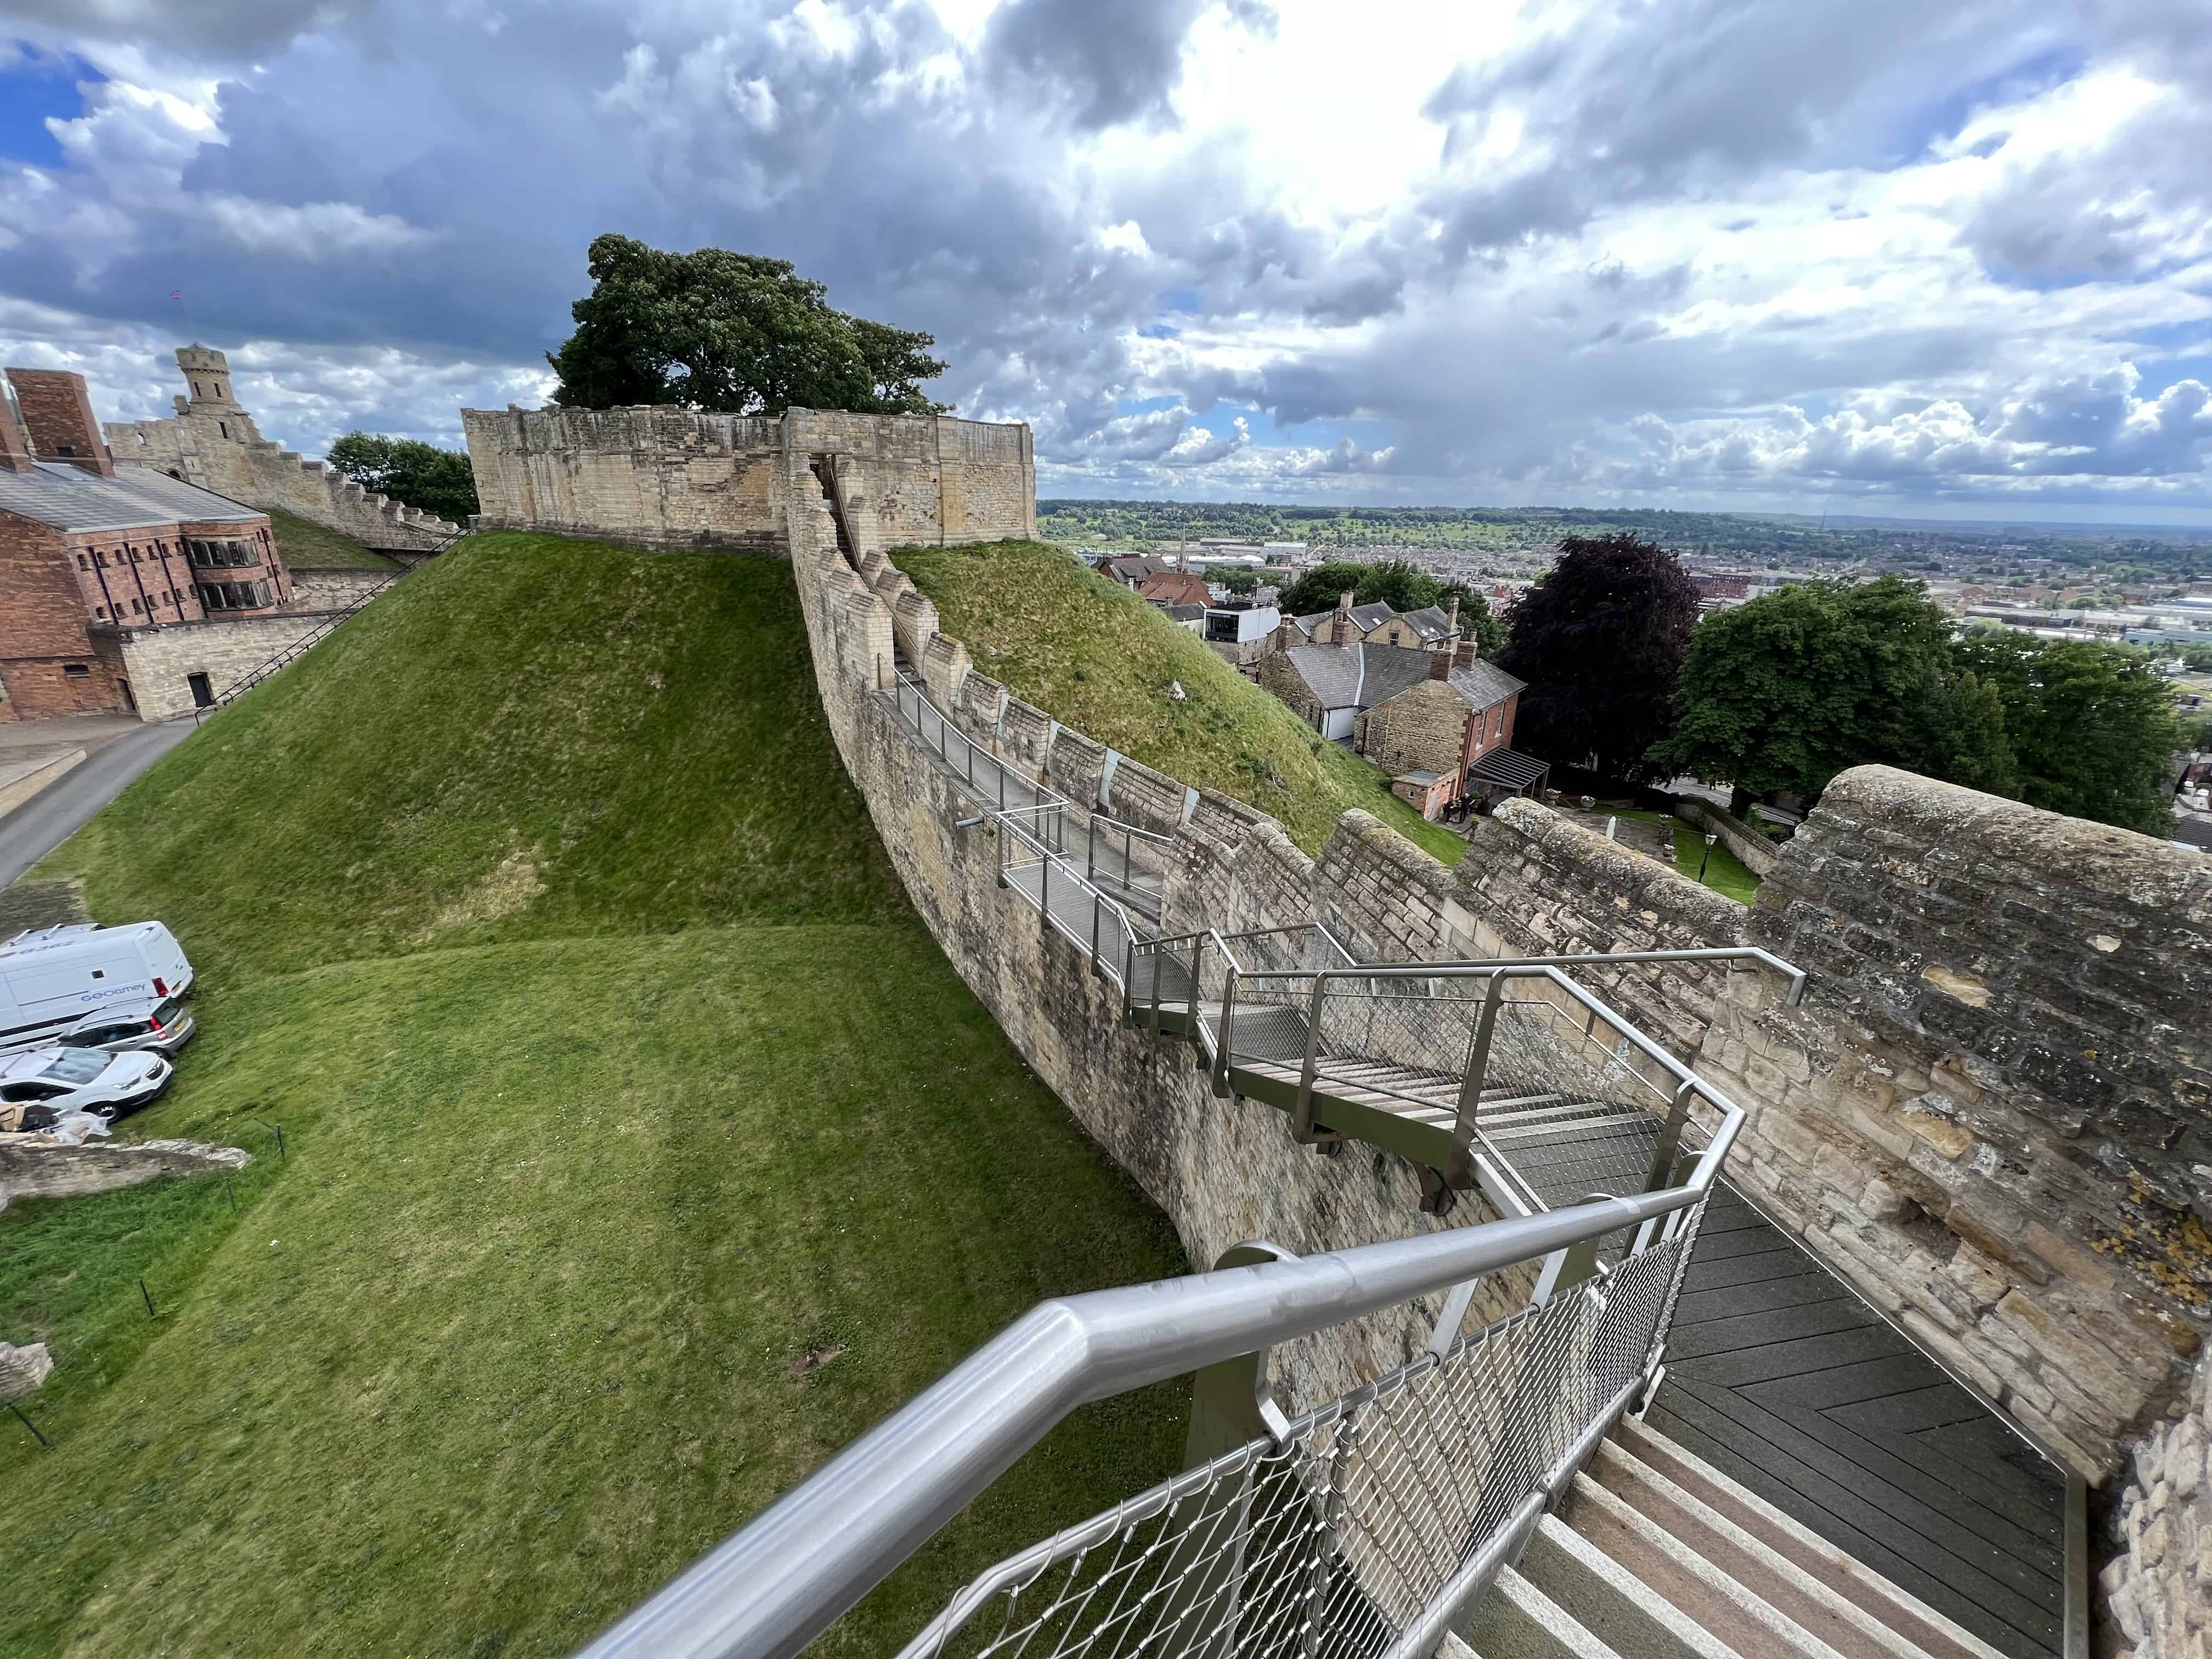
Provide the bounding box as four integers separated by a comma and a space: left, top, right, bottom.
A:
571, 1156, 1739, 1659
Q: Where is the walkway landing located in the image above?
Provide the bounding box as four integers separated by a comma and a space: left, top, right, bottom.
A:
1651, 1183, 2064, 1659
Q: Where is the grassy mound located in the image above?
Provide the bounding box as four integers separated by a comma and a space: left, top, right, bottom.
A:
267, 505, 402, 569
893, 540, 1464, 864
4, 533, 1187, 1657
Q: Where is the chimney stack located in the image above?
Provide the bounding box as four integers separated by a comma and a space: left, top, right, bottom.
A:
0, 377, 35, 475
1455, 635, 1479, 669
4, 368, 114, 476
1333, 588, 1355, 646
1427, 641, 1452, 681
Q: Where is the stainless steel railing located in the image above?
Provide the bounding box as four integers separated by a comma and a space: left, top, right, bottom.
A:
574, 1129, 1737, 1659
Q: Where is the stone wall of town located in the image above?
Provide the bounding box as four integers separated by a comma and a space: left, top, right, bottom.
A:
460, 404, 1034, 555
111, 607, 352, 719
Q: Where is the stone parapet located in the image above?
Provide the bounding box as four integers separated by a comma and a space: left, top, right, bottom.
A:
460, 404, 1034, 557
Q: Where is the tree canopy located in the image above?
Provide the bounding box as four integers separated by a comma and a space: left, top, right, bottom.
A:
325, 433, 479, 523
1653, 578, 2183, 836
1496, 533, 1700, 782
1948, 634, 2182, 834
1649, 578, 2010, 813
548, 234, 949, 416
1275, 558, 1505, 655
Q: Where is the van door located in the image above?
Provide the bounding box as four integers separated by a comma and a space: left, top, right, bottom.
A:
5, 953, 147, 1015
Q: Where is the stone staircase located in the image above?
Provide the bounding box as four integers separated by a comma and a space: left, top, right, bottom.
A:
1451, 1419, 2008, 1659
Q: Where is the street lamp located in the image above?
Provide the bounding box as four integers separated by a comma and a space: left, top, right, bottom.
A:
1698, 832, 1718, 884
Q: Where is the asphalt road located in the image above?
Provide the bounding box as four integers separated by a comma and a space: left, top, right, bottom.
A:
0, 717, 196, 890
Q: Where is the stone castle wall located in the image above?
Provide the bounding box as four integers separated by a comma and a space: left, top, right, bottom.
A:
460, 404, 1035, 556
785, 463, 1530, 1414
1704, 770, 2209, 1479
788, 467, 2209, 1481
106, 399, 461, 555
109, 607, 353, 720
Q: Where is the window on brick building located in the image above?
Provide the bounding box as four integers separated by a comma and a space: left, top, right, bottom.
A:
76, 554, 87, 571
94, 606, 106, 618
131, 598, 143, 613
63, 664, 89, 679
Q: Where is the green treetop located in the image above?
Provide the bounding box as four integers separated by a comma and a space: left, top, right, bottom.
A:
548, 233, 949, 416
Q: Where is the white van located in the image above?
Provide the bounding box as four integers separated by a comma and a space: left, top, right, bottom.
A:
0, 923, 194, 1057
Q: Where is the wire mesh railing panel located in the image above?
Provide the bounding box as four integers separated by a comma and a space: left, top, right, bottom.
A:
907, 1232, 1697, 1659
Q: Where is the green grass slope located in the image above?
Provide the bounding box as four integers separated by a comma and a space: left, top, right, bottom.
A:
894, 540, 1465, 862
267, 505, 402, 569
6, 532, 1188, 1658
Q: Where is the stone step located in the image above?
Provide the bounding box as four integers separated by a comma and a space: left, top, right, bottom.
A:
1585, 1438, 1949, 1659
1560, 1471, 1851, 1659
1458, 1565, 1624, 1658
1611, 1420, 2011, 1659
1512, 1513, 1741, 1659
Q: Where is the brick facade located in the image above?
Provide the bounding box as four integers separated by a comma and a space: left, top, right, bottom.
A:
0, 366, 294, 720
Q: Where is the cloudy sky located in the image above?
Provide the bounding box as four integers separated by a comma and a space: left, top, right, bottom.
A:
2, 0, 2209, 521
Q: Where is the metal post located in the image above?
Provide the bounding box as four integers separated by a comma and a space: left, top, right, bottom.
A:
1698, 832, 1716, 884
1445, 972, 1509, 1189
1293, 972, 1331, 1144
1212, 969, 1239, 1097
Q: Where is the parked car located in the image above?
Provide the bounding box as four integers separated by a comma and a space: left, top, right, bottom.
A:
0, 1046, 172, 1121
58, 992, 196, 1058
0, 921, 195, 1057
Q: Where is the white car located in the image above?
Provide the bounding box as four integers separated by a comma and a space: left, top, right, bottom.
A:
0, 1046, 172, 1122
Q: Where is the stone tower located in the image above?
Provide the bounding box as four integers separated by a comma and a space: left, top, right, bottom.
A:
174, 344, 242, 413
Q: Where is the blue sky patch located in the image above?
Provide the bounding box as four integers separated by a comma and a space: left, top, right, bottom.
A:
0, 47, 99, 170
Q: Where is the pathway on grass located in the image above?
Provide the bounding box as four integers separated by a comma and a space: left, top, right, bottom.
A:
1651, 1183, 2064, 1659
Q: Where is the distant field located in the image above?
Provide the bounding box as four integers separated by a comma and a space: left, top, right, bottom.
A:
4, 533, 1189, 1657
892, 538, 1466, 864
266, 505, 402, 569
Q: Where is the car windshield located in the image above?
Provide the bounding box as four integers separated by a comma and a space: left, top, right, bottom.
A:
40, 1050, 112, 1085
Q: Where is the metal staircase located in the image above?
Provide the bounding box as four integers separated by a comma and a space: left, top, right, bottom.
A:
1131, 925, 1804, 1222
562, 657, 2042, 1659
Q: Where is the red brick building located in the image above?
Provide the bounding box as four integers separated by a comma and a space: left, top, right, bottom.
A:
0, 368, 292, 719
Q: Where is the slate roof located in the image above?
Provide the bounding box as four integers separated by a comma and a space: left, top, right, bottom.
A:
1364, 654, 1526, 715
1446, 658, 1526, 710
1294, 609, 1336, 639
1279, 642, 1435, 711
1398, 605, 1454, 642
1164, 603, 1207, 624
0, 461, 263, 534
1347, 601, 1395, 633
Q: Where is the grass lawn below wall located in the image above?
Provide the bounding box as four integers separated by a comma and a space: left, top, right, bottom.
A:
892, 540, 1466, 865
266, 506, 403, 570
2, 533, 1189, 1658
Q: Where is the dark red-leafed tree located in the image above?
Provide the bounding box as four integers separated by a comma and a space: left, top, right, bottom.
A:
1496, 533, 1700, 783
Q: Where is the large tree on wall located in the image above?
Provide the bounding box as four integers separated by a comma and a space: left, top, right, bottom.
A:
1496, 533, 1700, 783
548, 234, 951, 416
